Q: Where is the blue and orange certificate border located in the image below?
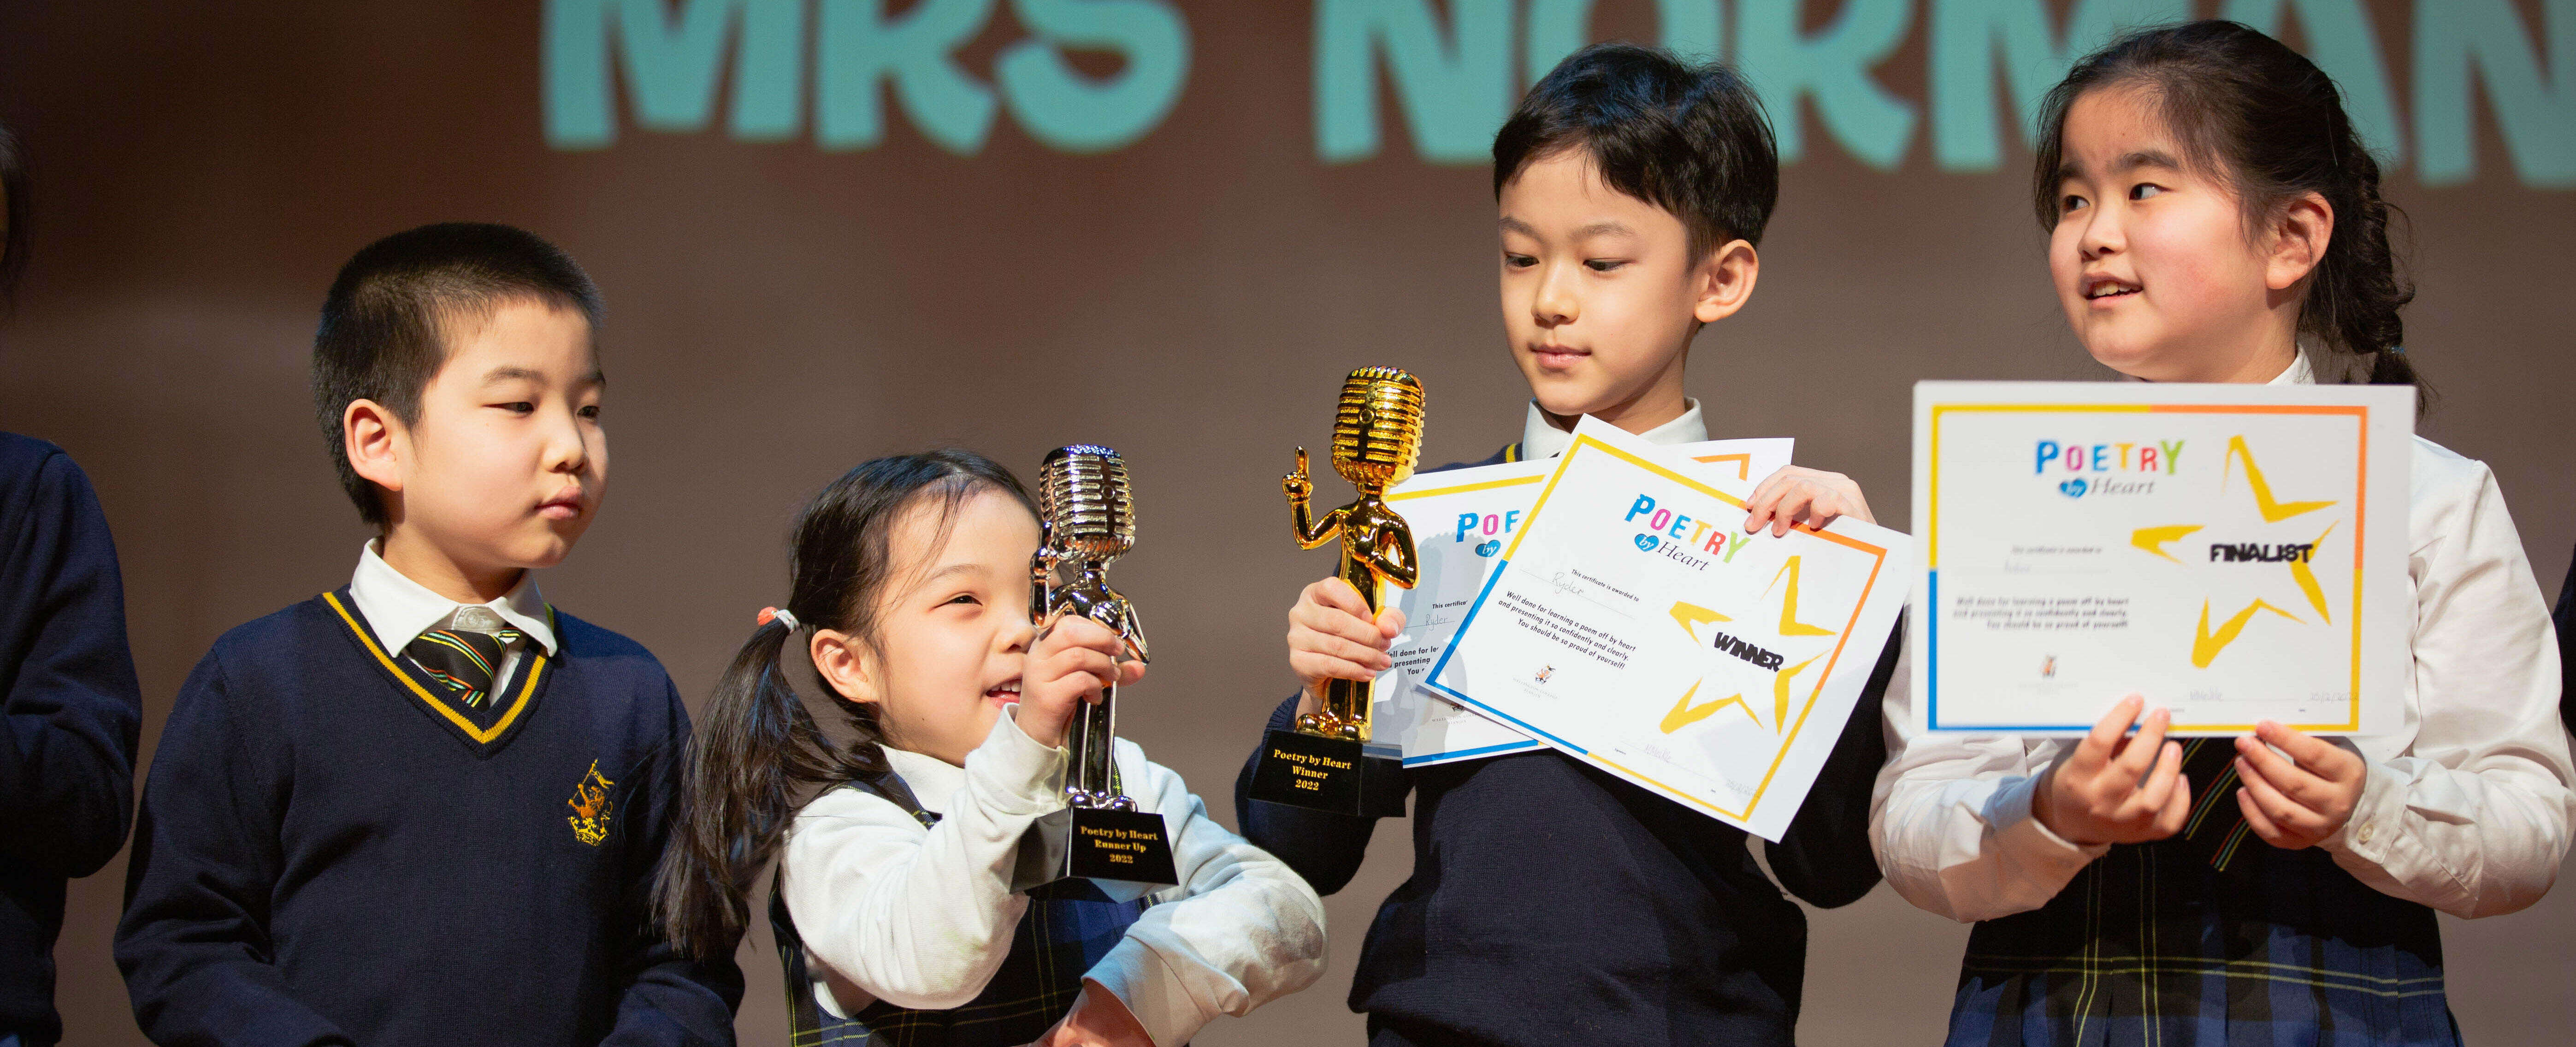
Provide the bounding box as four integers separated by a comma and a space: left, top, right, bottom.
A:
1923, 402, 2370, 733
1421, 432, 1892, 823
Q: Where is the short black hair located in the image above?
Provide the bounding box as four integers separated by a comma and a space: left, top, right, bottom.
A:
0, 121, 31, 307
312, 222, 602, 528
1494, 43, 1780, 255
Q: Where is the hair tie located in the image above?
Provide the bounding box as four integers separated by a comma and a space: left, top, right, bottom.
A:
759, 607, 802, 632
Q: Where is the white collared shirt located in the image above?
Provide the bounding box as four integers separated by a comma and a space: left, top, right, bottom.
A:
1518, 397, 1708, 460
1871, 350, 2575, 922
781, 710, 1327, 1046
349, 540, 556, 686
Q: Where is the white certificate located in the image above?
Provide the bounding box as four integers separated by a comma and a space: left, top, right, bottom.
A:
1912, 381, 2412, 736
1424, 419, 1908, 839
1373, 438, 1793, 766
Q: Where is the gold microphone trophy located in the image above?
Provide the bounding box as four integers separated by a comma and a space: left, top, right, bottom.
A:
1248, 367, 1424, 814
1014, 445, 1178, 890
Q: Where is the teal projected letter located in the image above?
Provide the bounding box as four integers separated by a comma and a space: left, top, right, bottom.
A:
2416, 0, 2575, 187
544, 0, 804, 149
1930, 0, 2186, 170
2219, 0, 2404, 162
1315, 0, 1515, 163
1736, 0, 1915, 168
1524, 0, 1721, 85
817, 0, 998, 154
999, 0, 1191, 152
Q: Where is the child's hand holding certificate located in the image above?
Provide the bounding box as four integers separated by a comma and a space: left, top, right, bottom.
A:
1423, 419, 1910, 839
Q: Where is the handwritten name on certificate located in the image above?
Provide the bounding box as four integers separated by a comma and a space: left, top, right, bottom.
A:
1912, 381, 2412, 736
1424, 419, 1908, 839
1378, 438, 1792, 767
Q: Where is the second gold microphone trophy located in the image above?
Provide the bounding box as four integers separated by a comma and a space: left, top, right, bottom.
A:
1247, 367, 1423, 815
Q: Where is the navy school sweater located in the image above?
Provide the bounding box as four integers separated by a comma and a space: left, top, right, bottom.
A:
1233, 444, 1901, 1047
115, 589, 742, 1047
0, 435, 142, 1045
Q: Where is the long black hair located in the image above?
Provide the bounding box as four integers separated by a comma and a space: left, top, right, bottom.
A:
2033, 20, 2427, 401
654, 449, 1038, 960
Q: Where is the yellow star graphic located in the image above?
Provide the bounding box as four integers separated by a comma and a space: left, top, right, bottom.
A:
2131, 524, 2204, 563
2132, 435, 2341, 668
2224, 435, 2335, 522
1658, 556, 1838, 736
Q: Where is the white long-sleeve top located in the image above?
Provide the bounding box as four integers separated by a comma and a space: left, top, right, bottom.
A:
780, 707, 1328, 1047
1873, 356, 2574, 924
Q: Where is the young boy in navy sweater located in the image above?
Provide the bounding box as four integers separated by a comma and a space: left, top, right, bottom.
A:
1233, 45, 1900, 1047
115, 224, 741, 1047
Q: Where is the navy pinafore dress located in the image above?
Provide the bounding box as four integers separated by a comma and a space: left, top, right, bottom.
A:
770, 774, 1152, 1047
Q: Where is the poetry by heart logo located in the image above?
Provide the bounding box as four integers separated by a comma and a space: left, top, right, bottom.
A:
2059, 478, 2089, 498
1634, 533, 1660, 551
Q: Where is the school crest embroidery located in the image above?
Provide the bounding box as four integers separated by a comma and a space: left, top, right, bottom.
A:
567, 760, 616, 846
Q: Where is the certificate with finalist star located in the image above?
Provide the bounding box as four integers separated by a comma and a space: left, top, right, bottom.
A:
1424, 418, 1911, 839
1912, 381, 2413, 737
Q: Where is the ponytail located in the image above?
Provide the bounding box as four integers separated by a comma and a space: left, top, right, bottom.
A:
2032, 20, 2432, 410
655, 616, 882, 960
652, 449, 1036, 961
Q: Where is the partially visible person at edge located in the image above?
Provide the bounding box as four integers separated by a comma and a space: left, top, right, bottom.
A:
0, 119, 146, 1047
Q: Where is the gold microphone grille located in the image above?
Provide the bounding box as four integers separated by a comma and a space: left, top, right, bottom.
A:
1040, 445, 1134, 559
1330, 367, 1425, 487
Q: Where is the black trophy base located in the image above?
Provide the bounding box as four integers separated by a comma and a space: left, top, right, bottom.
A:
1067, 807, 1178, 886
1013, 806, 1177, 891
1248, 729, 1377, 814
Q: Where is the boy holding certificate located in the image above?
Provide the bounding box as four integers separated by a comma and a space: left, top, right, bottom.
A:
1232, 44, 1901, 1047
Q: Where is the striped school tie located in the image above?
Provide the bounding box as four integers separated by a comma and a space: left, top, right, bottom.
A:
2177, 737, 2257, 871
405, 610, 522, 710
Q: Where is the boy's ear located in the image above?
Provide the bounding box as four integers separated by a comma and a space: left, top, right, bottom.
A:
2264, 191, 2333, 293
1692, 239, 1761, 325
343, 398, 408, 497
810, 628, 880, 706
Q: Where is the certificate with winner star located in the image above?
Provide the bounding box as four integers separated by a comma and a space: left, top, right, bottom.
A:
1377, 437, 1793, 768
1912, 381, 2412, 736
1425, 418, 1910, 839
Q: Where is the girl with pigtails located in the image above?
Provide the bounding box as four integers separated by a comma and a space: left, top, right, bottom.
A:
1872, 20, 2572, 1046
653, 450, 1324, 1047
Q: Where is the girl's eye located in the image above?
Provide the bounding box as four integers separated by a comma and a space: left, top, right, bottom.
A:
1503, 253, 1536, 268
579, 405, 602, 420
2061, 193, 2088, 213
2129, 183, 2164, 201
944, 594, 980, 607
493, 402, 536, 415
1585, 259, 1625, 272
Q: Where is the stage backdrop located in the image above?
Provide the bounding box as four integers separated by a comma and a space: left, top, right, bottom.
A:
4, 1, 2570, 1043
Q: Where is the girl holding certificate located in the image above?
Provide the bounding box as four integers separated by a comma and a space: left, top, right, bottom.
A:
1873, 20, 2573, 1046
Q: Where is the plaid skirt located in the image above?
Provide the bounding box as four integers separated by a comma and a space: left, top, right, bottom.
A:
1946, 839, 2456, 1047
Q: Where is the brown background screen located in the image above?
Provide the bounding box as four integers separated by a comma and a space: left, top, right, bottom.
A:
2, 1, 2568, 1043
